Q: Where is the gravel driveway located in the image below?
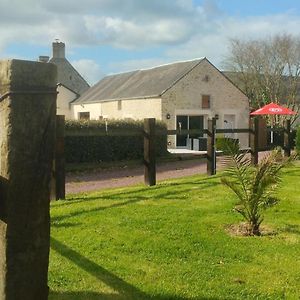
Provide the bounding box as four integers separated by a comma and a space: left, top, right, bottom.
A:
66, 157, 218, 194
66, 152, 270, 194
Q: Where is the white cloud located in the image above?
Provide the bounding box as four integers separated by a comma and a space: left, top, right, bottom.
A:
1, 0, 300, 76
83, 16, 193, 49
71, 59, 104, 85
164, 12, 300, 69
0, 0, 201, 52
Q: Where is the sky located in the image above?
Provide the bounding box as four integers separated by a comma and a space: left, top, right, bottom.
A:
1, 0, 300, 85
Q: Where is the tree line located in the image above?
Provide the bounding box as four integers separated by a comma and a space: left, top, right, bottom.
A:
224, 33, 299, 125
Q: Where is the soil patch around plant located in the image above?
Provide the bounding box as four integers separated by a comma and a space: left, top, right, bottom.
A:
225, 222, 277, 237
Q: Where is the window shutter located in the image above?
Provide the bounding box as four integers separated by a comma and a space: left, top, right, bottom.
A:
202, 95, 210, 108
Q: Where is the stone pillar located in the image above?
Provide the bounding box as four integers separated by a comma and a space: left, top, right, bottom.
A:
0, 59, 57, 300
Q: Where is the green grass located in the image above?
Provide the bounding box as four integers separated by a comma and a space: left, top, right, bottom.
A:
49, 163, 300, 300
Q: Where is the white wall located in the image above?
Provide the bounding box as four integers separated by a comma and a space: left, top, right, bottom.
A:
72, 102, 102, 120
57, 85, 77, 119
72, 98, 162, 120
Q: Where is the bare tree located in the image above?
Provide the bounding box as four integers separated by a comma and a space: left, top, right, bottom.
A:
224, 34, 299, 125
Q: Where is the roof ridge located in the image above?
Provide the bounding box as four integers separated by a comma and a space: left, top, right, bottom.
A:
105, 57, 205, 77
74, 57, 206, 104
139, 57, 205, 72
160, 58, 205, 96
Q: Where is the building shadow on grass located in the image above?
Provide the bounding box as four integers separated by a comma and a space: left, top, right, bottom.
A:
63, 175, 222, 206
49, 291, 222, 300
52, 178, 220, 227
49, 291, 128, 300
50, 237, 221, 300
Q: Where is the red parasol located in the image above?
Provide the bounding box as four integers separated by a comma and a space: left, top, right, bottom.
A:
250, 102, 296, 144
250, 102, 296, 115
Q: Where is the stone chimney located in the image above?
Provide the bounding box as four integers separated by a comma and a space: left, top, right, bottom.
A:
52, 41, 65, 59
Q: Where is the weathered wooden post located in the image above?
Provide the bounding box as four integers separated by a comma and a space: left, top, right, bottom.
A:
55, 115, 65, 200
144, 118, 156, 186
283, 119, 291, 157
249, 117, 259, 165
207, 117, 216, 175
0, 59, 57, 300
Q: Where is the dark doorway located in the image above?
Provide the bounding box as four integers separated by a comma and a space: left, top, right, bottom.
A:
176, 115, 204, 148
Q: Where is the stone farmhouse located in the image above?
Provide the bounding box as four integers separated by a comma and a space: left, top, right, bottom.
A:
39, 41, 90, 118
72, 58, 250, 149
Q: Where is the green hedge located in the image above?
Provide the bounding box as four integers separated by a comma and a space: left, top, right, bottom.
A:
216, 137, 239, 154
65, 119, 168, 163
296, 126, 300, 155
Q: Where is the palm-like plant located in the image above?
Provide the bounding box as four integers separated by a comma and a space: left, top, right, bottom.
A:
221, 147, 289, 236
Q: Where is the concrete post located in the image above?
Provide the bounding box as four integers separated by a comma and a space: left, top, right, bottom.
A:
0, 59, 57, 300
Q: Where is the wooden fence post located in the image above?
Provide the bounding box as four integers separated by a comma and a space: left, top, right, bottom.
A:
207, 117, 216, 175
55, 115, 65, 199
283, 119, 291, 157
144, 118, 156, 186
249, 117, 259, 165
0, 59, 57, 300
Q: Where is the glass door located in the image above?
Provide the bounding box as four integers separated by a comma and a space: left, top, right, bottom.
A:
189, 116, 204, 138
176, 115, 204, 148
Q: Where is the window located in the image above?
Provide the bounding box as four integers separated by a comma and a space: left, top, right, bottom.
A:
117, 100, 122, 110
202, 95, 210, 109
79, 112, 90, 120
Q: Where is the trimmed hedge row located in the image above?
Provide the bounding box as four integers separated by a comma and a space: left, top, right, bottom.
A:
65, 119, 168, 163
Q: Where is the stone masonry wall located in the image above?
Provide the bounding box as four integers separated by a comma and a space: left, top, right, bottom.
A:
162, 59, 249, 148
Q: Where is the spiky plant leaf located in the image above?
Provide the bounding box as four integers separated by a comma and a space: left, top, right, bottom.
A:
221, 145, 292, 236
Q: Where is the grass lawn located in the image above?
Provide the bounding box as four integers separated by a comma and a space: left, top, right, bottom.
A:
49, 163, 300, 300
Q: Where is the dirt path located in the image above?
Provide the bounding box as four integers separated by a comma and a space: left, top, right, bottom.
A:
66, 152, 270, 194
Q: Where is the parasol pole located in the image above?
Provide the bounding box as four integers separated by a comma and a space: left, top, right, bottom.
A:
271, 115, 274, 144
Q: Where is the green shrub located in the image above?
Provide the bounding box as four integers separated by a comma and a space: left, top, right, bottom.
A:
216, 137, 239, 154
65, 119, 168, 163
221, 149, 290, 236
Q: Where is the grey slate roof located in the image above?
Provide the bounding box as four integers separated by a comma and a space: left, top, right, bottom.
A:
74, 58, 205, 104
49, 57, 90, 95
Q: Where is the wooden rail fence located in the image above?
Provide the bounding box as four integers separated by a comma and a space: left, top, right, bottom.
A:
54, 117, 293, 200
